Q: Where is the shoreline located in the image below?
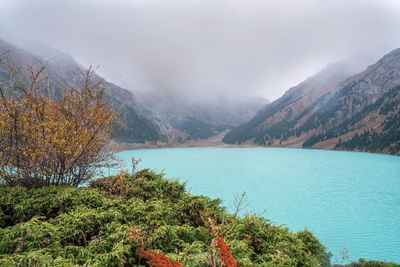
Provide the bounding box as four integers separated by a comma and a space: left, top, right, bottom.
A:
111, 141, 400, 157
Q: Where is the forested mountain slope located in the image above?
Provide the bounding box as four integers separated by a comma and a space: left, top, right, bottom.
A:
223, 49, 400, 155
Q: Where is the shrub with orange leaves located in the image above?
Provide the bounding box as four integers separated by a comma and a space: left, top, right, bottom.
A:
0, 64, 116, 187
213, 236, 237, 267
137, 247, 183, 267
127, 228, 145, 247
91, 172, 131, 197
127, 228, 182, 267
208, 218, 237, 267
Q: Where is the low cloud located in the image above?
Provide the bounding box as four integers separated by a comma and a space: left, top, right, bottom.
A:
1, 0, 400, 101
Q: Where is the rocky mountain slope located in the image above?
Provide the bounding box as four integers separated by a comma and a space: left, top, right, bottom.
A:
223, 49, 400, 155
0, 38, 177, 144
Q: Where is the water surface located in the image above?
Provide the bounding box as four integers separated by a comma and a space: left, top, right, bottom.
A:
116, 147, 400, 263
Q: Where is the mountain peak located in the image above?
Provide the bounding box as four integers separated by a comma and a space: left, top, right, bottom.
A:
374, 47, 400, 66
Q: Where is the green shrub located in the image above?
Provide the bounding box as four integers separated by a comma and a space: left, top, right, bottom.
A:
347, 259, 399, 267
0, 169, 331, 266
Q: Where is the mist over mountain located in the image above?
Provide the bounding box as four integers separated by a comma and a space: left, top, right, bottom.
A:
0, 36, 270, 143
137, 90, 268, 141
0, 38, 176, 144
223, 49, 400, 154
2, 34, 399, 153
2, 0, 400, 101
1, 0, 400, 151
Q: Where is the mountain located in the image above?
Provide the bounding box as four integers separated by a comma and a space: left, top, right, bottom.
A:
0, 37, 268, 144
223, 49, 400, 155
0, 38, 177, 144
137, 91, 268, 141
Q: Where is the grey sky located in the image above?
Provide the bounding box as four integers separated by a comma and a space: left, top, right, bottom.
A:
1, 0, 400, 100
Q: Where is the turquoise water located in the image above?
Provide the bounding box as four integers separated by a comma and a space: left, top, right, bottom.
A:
116, 147, 400, 263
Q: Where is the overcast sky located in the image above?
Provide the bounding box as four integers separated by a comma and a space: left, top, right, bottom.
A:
1, 0, 400, 101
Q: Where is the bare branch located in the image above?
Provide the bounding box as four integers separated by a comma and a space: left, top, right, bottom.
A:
233, 191, 248, 217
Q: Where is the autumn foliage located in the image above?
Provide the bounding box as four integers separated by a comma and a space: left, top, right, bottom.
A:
127, 219, 237, 267
208, 218, 237, 267
137, 248, 183, 267
91, 171, 131, 196
128, 228, 183, 267
213, 236, 237, 267
0, 65, 116, 187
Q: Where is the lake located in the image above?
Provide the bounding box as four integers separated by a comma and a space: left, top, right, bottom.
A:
116, 147, 400, 263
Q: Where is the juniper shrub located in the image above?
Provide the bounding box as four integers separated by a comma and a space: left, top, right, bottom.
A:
0, 170, 332, 266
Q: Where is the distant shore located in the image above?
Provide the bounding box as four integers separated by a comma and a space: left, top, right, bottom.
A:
110, 140, 400, 157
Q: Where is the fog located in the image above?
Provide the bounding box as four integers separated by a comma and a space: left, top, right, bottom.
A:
1, 0, 400, 101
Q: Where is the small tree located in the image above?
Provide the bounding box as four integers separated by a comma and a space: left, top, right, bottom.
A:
0, 61, 116, 187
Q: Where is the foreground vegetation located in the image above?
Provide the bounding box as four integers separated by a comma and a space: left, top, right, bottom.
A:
346, 259, 399, 267
0, 169, 332, 266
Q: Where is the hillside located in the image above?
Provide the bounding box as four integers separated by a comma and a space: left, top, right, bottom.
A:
0, 169, 331, 266
223, 49, 400, 155
0, 38, 177, 144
